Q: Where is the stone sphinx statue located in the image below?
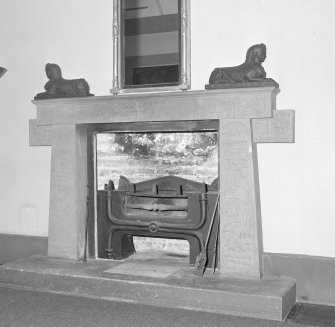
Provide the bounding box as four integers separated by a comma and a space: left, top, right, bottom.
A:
34, 63, 93, 100
206, 43, 277, 89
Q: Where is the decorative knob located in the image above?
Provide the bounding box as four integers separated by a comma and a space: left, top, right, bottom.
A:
148, 222, 159, 233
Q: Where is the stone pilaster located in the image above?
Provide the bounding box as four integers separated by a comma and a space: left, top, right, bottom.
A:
48, 124, 88, 260
219, 119, 263, 278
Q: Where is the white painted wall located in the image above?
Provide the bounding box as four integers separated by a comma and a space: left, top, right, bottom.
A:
0, 0, 114, 236
190, 0, 335, 257
1, 0, 335, 257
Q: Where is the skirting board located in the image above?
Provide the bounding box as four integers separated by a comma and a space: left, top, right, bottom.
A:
0, 234, 334, 307
263, 253, 335, 306
0, 234, 47, 264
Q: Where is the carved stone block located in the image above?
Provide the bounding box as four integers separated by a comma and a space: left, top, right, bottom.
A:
29, 119, 52, 146
48, 125, 88, 259
252, 110, 295, 143
219, 119, 263, 277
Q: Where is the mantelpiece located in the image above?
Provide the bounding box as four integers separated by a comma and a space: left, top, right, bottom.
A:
30, 87, 294, 279
0, 86, 297, 321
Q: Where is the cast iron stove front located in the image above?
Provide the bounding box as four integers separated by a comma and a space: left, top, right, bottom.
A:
97, 175, 219, 269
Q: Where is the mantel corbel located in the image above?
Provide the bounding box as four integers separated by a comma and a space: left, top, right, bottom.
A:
252, 110, 295, 143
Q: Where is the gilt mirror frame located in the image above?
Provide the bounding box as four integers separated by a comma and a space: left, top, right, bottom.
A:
111, 0, 191, 94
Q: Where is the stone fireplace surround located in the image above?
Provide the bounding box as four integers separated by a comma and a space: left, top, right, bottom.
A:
30, 86, 294, 277
24, 86, 296, 320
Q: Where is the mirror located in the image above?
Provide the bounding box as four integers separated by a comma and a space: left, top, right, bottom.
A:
111, 0, 190, 94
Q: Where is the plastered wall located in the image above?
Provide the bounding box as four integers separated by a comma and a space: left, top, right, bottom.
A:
1, 0, 335, 257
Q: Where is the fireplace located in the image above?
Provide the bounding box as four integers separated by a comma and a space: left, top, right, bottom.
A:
29, 87, 294, 279
18, 87, 297, 320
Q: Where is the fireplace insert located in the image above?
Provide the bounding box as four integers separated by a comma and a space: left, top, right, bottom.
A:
97, 175, 219, 271
88, 122, 220, 272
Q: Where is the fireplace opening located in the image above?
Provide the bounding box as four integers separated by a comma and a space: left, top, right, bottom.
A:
90, 122, 219, 264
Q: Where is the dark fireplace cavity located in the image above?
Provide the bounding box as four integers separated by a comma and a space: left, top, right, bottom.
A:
94, 128, 219, 267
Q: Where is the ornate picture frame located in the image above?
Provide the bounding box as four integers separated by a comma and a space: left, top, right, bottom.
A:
110, 0, 191, 94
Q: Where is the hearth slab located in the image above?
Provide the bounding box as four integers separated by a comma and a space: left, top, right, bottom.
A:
104, 262, 182, 278
0, 254, 296, 321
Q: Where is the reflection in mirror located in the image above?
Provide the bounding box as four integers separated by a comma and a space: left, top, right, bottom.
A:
123, 0, 180, 88
111, 0, 190, 93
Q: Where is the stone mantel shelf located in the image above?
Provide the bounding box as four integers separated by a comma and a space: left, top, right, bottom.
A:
30, 87, 294, 146
32, 87, 279, 126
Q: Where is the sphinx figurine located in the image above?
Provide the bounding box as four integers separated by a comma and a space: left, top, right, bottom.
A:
206, 43, 278, 89
34, 63, 93, 100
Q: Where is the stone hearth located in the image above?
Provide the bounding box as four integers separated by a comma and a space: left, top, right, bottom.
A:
0, 87, 296, 321
0, 254, 296, 321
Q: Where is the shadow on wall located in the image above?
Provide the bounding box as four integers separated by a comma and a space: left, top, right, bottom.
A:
0, 67, 7, 78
